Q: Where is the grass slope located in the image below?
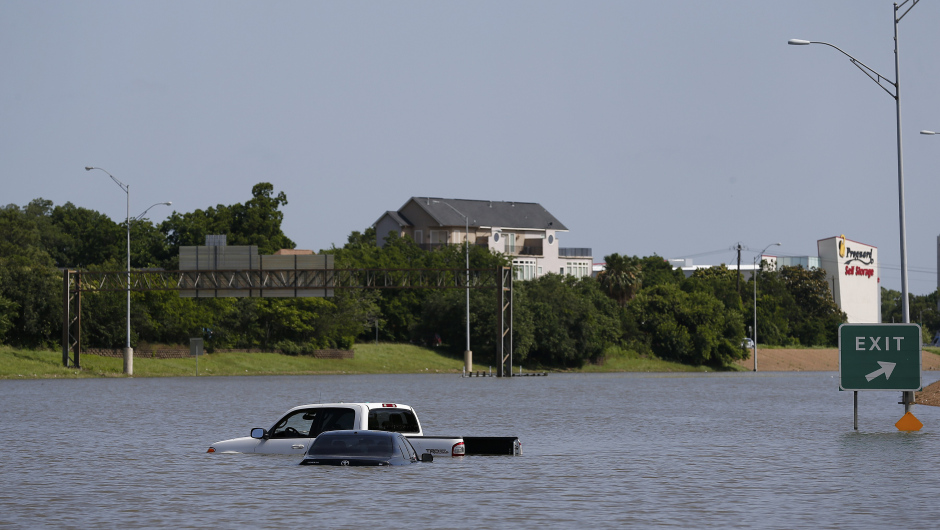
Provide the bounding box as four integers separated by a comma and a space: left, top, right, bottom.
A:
0, 343, 718, 379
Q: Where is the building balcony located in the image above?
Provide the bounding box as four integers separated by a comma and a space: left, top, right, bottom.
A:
559, 247, 592, 258
515, 246, 543, 256
418, 242, 489, 252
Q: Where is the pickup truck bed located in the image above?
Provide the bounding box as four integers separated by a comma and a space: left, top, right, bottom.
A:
463, 436, 522, 455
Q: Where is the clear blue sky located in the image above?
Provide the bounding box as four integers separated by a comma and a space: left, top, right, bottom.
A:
3, 1, 939, 293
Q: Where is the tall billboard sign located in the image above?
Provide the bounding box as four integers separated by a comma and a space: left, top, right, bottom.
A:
818, 235, 879, 323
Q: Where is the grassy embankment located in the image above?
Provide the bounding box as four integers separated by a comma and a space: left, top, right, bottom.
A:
0, 343, 711, 379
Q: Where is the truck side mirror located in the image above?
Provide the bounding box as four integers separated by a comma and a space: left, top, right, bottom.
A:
250, 428, 267, 439
421, 453, 434, 463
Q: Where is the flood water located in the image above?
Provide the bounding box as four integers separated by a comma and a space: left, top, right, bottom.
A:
2, 371, 939, 528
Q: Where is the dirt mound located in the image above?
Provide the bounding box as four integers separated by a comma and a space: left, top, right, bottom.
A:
915, 380, 940, 407
734, 349, 940, 407
735, 348, 940, 372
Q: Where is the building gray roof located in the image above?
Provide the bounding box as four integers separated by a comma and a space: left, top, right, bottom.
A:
406, 197, 568, 231
374, 210, 412, 228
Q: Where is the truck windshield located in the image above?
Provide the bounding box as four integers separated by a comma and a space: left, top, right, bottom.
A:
307, 434, 395, 457
367, 408, 420, 433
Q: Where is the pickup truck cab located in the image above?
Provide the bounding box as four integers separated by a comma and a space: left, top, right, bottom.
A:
207, 402, 466, 457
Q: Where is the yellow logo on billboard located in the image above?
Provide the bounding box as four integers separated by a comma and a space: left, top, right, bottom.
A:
838, 235, 846, 258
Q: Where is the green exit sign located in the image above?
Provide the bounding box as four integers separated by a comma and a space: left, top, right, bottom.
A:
839, 323, 922, 391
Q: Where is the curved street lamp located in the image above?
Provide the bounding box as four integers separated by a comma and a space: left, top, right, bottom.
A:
788, 0, 918, 326
789, 0, 920, 411
85, 166, 131, 373
136, 201, 173, 221
753, 242, 781, 372
86, 166, 171, 375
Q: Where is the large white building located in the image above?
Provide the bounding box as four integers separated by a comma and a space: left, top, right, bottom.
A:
816, 235, 879, 323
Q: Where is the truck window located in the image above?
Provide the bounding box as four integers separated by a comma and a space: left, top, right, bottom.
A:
270, 409, 317, 438
316, 408, 356, 434
367, 408, 420, 433
270, 407, 356, 438
308, 434, 395, 457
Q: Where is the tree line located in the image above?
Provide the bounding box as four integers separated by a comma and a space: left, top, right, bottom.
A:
4, 182, 928, 368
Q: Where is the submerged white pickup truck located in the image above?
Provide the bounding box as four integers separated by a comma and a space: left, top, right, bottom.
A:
208, 403, 469, 457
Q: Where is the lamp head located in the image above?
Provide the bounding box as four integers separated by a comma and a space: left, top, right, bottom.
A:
788, 39, 811, 45
921, 130, 937, 135
163, 201, 173, 206
84, 166, 93, 171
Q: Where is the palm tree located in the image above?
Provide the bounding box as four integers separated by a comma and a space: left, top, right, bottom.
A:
597, 253, 642, 307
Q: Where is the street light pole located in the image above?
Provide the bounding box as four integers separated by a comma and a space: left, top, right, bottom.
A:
753, 243, 781, 372
433, 200, 472, 372
86, 167, 171, 375
86, 166, 132, 373
789, 0, 920, 410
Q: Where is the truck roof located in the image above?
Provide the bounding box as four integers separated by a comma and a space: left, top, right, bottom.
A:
282, 402, 415, 413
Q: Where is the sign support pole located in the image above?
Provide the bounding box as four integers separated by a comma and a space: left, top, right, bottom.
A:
902, 391, 912, 414
854, 391, 858, 431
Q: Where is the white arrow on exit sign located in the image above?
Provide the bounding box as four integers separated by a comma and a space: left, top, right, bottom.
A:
865, 361, 897, 382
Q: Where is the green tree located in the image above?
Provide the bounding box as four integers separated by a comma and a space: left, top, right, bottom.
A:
684, 264, 745, 313
778, 265, 845, 346
0, 294, 18, 343
883, 287, 940, 341
159, 182, 294, 267
50, 202, 124, 268
638, 255, 684, 288
229, 183, 294, 254
129, 217, 171, 268
0, 250, 61, 348
0, 202, 44, 260
909, 291, 940, 341
597, 253, 642, 307
327, 228, 508, 344
881, 288, 902, 324
519, 275, 621, 367
630, 283, 746, 366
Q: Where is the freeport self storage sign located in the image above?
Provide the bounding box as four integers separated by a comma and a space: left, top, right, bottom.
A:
839, 323, 921, 391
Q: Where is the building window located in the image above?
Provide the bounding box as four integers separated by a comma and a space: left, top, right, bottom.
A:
504, 233, 516, 254
513, 259, 537, 281
414, 230, 423, 245
430, 230, 448, 245
566, 261, 589, 278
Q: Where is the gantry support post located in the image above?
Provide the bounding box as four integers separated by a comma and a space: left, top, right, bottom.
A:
497, 266, 513, 377
62, 270, 82, 368
62, 270, 70, 367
